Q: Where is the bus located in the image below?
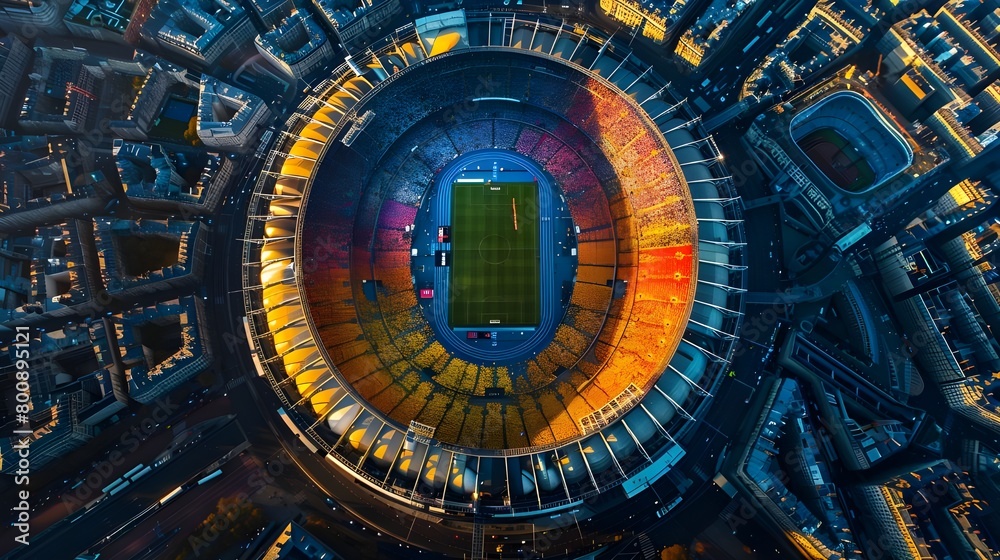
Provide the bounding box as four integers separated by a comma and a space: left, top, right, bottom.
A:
197, 469, 223, 485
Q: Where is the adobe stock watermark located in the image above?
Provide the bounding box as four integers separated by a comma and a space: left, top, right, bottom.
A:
732, 290, 794, 360
186, 493, 259, 557
61, 396, 181, 513
188, 442, 309, 557
439, 73, 502, 126
11, 326, 33, 547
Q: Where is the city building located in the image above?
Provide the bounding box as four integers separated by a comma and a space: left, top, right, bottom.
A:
0, 0, 153, 40
93, 217, 207, 298
854, 461, 1000, 559
19, 46, 99, 134
62, 0, 134, 42
0, 158, 116, 233
115, 138, 234, 212
0, 0, 71, 34
196, 75, 272, 151
873, 233, 1000, 434
312, 0, 401, 48
0, 34, 31, 126
777, 329, 926, 470
0, 322, 125, 474
114, 295, 212, 403
0, 218, 103, 327
110, 61, 198, 141
152, 0, 255, 66
674, 0, 814, 71
725, 378, 863, 559
245, 0, 295, 29
740, 0, 876, 104
877, 1, 1000, 176
19, 45, 147, 135
251, 521, 346, 559
254, 10, 334, 80
598, 0, 667, 43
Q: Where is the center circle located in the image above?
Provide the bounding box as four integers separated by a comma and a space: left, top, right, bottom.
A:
478, 235, 511, 265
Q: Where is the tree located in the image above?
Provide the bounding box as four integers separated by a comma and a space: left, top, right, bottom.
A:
174, 495, 265, 560
183, 116, 201, 146
661, 544, 691, 560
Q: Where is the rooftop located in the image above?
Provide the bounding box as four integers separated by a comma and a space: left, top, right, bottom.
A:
254, 10, 328, 65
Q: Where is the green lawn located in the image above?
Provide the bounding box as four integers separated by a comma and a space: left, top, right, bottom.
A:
799, 127, 876, 192
449, 181, 540, 328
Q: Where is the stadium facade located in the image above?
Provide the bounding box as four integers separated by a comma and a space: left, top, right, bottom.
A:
241, 10, 746, 519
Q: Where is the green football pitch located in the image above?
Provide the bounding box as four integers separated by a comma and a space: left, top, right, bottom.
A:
798, 127, 876, 192
449, 181, 540, 328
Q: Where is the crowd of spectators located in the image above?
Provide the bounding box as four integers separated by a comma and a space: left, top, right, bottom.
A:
515, 127, 543, 155
446, 120, 493, 153
523, 75, 578, 115
493, 120, 521, 148
571, 282, 614, 312
533, 134, 563, 163
379, 200, 418, 230
284, 54, 700, 451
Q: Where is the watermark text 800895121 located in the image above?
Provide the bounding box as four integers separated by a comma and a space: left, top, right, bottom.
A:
12, 326, 32, 546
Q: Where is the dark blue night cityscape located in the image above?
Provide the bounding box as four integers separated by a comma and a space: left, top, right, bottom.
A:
1, 0, 1000, 558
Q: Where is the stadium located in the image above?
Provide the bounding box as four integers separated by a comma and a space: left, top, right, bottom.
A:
790, 90, 913, 193
242, 11, 746, 520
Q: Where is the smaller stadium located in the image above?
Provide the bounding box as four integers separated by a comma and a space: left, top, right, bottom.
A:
450, 175, 540, 328
795, 127, 876, 191
790, 90, 912, 193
